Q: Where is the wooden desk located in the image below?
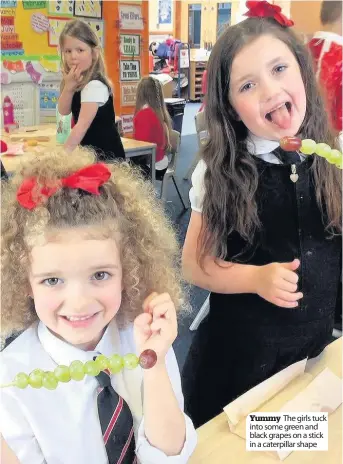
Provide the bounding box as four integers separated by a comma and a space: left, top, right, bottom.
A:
189, 337, 342, 464
1, 125, 157, 184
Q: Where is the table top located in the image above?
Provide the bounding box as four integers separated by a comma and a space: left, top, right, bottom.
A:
189, 337, 342, 464
1, 124, 156, 172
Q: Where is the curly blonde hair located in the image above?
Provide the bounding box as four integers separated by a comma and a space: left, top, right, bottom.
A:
1, 147, 184, 340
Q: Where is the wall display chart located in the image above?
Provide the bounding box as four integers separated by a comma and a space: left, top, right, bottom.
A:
1, 0, 104, 127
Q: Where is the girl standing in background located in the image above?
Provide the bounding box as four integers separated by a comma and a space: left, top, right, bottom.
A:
58, 20, 125, 161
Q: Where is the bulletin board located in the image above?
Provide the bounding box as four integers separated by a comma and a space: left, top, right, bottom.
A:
1, 0, 104, 127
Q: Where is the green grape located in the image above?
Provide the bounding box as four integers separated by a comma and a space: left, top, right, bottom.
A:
42, 372, 58, 390
94, 354, 109, 371
29, 369, 44, 389
123, 353, 139, 370
69, 360, 85, 381
326, 149, 342, 164
108, 354, 123, 374
84, 360, 100, 377
14, 372, 29, 389
300, 139, 317, 155
334, 156, 343, 169
54, 365, 71, 383
315, 143, 331, 158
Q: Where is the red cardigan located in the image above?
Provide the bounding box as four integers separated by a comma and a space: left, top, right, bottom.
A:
133, 107, 167, 162
308, 32, 342, 132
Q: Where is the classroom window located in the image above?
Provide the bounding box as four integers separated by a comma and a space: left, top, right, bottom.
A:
188, 4, 202, 48
217, 3, 231, 38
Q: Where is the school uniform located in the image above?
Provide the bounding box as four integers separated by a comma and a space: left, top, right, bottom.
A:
71, 79, 125, 161
0, 319, 197, 463
182, 133, 342, 428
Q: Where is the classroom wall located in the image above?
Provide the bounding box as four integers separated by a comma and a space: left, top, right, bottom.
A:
290, 0, 322, 37
149, 0, 174, 34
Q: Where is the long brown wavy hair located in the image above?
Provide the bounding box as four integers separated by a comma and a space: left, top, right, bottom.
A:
135, 76, 173, 150
59, 19, 111, 92
199, 17, 342, 265
1, 147, 185, 341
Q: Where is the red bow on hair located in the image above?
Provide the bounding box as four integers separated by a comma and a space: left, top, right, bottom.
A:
244, 1, 294, 27
16, 163, 111, 210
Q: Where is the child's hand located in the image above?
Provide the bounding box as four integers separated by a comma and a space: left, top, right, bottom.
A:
62, 66, 83, 92
255, 259, 303, 308
134, 292, 177, 365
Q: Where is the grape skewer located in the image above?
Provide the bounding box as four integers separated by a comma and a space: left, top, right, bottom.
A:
0, 349, 157, 390
280, 136, 343, 169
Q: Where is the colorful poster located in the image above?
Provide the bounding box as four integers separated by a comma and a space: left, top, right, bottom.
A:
120, 34, 140, 56
85, 19, 104, 46
48, 0, 74, 17
22, 0, 47, 9
74, 0, 102, 19
158, 0, 172, 25
48, 17, 71, 47
119, 4, 143, 30
40, 88, 59, 110
120, 60, 140, 81
121, 114, 134, 134
121, 82, 138, 107
31, 12, 50, 33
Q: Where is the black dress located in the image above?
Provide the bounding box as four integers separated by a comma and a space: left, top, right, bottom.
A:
182, 155, 342, 428
71, 81, 125, 162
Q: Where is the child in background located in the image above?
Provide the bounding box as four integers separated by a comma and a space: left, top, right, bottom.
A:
133, 76, 172, 179
308, 0, 342, 132
181, 1, 342, 428
0, 147, 197, 463
58, 20, 125, 160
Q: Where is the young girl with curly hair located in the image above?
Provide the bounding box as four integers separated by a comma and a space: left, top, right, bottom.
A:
0, 147, 196, 463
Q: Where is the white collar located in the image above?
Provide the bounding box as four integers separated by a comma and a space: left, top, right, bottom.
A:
246, 132, 280, 156
312, 31, 343, 46
38, 319, 119, 366
38, 320, 144, 421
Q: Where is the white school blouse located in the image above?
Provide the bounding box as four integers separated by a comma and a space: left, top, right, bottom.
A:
0, 320, 197, 464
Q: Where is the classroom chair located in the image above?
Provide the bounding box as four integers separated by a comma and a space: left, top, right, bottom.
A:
184, 110, 208, 181
157, 129, 189, 210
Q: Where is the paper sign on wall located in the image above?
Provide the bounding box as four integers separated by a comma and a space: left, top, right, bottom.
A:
121, 82, 138, 107
74, 0, 102, 19
31, 13, 50, 33
48, 17, 71, 47
179, 49, 189, 69
121, 114, 134, 134
119, 4, 143, 30
120, 34, 140, 57
23, 0, 46, 9
48, 0, 74, 17
120, 60, 140, 82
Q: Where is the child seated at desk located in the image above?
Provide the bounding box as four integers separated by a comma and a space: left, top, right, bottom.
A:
133, 77, 172, 179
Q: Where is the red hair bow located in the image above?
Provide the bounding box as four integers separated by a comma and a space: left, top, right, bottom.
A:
244, 1, 294, 27
17, 163, 111, 210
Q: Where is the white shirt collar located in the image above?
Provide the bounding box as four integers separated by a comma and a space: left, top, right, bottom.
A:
37, 319, 120, 366
246, 132, 280, 156
38, 319, 144, 420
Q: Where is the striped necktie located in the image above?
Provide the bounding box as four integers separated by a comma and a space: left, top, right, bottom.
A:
95, 363, 136, 464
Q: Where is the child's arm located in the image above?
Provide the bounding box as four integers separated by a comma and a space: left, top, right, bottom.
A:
183, 211, 303, 308
64, 102, 98, 152
134, 293, 189, 457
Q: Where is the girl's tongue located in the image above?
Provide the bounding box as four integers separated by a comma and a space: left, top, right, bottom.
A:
267, 104, 291, 130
